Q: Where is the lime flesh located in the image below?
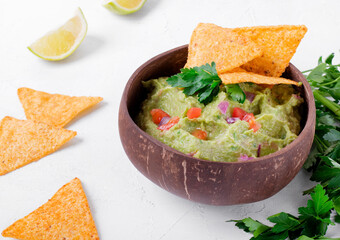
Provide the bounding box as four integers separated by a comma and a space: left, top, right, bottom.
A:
28, 8, 87, 61
103, 0, 147, 15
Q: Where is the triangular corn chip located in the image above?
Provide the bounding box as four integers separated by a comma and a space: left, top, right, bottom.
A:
2, 178, 99, 240
220, 72, 300, 86
18, 87, 103, 127
225, 67, 247, 73
185, 23, 263, 73
0, 116, 76, 175
232, 25, 307, 77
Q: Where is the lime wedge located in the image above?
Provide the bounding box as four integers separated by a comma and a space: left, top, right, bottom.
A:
103, 0, 147, 15
28, 8, 87, 61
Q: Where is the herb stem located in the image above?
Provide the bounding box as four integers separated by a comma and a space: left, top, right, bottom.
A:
313, 90, 340, 117
315, 134, 329, 151
318, 76, 340, 86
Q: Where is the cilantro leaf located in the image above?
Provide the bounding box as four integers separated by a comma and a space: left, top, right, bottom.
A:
300, 218, 329, 237
166, 62, 222, 104
230, 54, 340, 240
335, 213, 340, 223
297, 236, 313, 240
242, 218, 270, 237
325, 53, 335, 65
252, 230, 288, 240
323, 129, 340, 142
166, 62, 246, 104
306, 63, 327, 83
227, 84, 246, 103
267, 212, 300, 233
299, 185, 334, 218
333, 196, 340, 215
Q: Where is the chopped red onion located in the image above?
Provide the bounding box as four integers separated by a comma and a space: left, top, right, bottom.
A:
158, 116, 171, 127
257, 144, 262, 157
245, 91, 255, 103
226, 117, 240, 124
218, 101, 229, 114
293, 94, 302, 99
238, 154, 254, 161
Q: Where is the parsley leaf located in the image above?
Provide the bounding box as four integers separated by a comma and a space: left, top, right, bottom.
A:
268, 213, 300, 233
166, 62, 246, 104
298, 185, 334, 220
227, 84, 246, 103
323, 129, 340, 142
230, 54, 340, 240
229, 218, 270, 237
166, 62, 222, 104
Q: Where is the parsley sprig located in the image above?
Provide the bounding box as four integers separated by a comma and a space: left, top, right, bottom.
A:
230, 185, 336, 240
166, 62, 245, 104
230, 54, 340, 239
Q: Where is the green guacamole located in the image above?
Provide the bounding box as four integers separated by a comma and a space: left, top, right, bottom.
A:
136, 77, 303, 162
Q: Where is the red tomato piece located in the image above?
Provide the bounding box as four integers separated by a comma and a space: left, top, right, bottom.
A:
232, 107, 247, 119
242, 113, 255, 122
157, 116, 180, 131
242, 113, 261, 132
192, 129, 207, 140
150, 109, 170, 125
250, 121, 261, 132
187, 107, 202, 119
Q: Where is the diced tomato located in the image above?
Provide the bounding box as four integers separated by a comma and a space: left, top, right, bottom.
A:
150, 109, 170, 125
242, 113, 255, 122
249, 120, 261, 132
157, 116, 180, 131
232, 107, 247, 119
242, 113, 261, 132
191, 129, 207, 140
187, 107, 202, 119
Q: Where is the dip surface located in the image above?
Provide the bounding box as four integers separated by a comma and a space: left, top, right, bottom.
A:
136, 77, 303, 162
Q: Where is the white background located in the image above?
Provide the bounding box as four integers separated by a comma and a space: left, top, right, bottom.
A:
0, 0, 340, 239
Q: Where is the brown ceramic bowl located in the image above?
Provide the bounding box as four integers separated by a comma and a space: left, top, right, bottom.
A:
119, 45, 316, 205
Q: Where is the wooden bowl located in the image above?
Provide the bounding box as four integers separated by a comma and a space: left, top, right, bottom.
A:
119, 45, 316, 205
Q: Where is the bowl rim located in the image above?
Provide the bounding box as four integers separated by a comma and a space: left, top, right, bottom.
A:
121, 44, 316, 165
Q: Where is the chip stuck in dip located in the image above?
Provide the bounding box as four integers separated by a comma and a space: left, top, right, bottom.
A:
136, 23, 307, 162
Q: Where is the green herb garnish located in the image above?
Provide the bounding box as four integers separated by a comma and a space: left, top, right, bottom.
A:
166, 62, 221, 104
229, 54, 340, 239
227, 84, 246, 104
229, 185, 335, 240
167, 62, 245, 104
303, 53, 340, 119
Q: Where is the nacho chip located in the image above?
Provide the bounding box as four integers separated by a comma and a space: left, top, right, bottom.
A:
220, 72, 300, 86
225, 67, 247, 73
0, 116, 76, 176
232, 25, 307, 77
18, 87, 103, 128
2, 178, 99, 240
185, 23, 262, 73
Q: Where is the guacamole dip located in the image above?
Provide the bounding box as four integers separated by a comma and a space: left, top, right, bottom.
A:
136, 77, 303, 162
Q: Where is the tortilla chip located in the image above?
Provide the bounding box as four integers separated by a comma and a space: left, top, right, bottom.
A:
232, 25, 307, 77
0, 116, 76, 176
2, 178, 99, 240
18, 87, 103, 128
220, 72, 300, 86
185, 23, 262, 73
225, 67, 247, 73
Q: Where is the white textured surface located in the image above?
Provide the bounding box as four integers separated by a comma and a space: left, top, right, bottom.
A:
0, 0, 340, 239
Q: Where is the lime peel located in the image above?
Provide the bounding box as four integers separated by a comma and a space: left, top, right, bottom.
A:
103, 0, 147, 15
28, 7, 88, 61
